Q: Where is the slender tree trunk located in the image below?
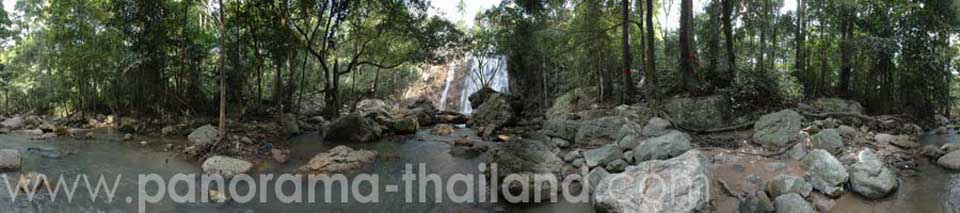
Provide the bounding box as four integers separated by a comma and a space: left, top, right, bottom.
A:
721, 0, 736, 88
679, 0, 695, 93
217, 0, 227, 142
795, 0, 807, 95
707, 0, 720, 88
839, 10, 854, 97
644, 0, 658, 99
622, 0, 635, 104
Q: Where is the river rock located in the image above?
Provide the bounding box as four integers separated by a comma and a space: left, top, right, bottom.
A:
575, 116, 632, 146
403, 98, 437, 126
161, 125, 177, 136
323, 114, 383, 142
467, 92, 514, 136
356, 99, 394, 119
0, 149, 21, 171
837, 125, 859, 139
546, 87, 598, 120
630, 130, 692, 163
616, 134, 642, 150
299, 146, 377, 174
605, 159, 627, 172
387, 116, 419, 134
564, 150, 582, 163
663, 95, 730, 130
922, 145, 946, 159
281, 113, 302, 135
937, 150, 960, 170
1, 116, 23, 129
739, 191, 775, 213
188, 125, 218, 145
593, 150, 710, 213
542, 118, 581, 141
583, 144, 623, 168
801, 149, 849, 197
486, 139, 565, 202
764, 175, 813, 198
812, 129, 843, 154
848, 149, 898, 199
812, 98, 864, 114
201, 156, 253, 178
468, 87, 499, 109
753, 110, 803, 149
773, 193, 816, 213
587, 167, 610, 191
118, 117, 140, 133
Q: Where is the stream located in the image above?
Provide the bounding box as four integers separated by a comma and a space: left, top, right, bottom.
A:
0, 128, 592, 213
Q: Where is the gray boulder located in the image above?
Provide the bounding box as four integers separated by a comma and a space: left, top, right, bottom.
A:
486, 139, 565, 202
298, 146, 378, 174
546, 87, 598, 120
323, 114, 384, 142
848, 149, 898, 199
201, 156, 253, 178
583, 144, 624, 168
773, 193, 815, 213
587, 167, 610, 191
402, 98, 437, 126
937, 150, 960, 170
593, 150, 710, 213
188, 125, 219, 145
801, 149, 849, 197
631, 130, 693, 163
0, 149, 21, 171
739, 191, 775, 213
664, 95, 730, 130
542, 118, 581, 141
467, 92, 514, 134
355, 99, 394, 118
281, 113, 302, 135
753, 110, 803, 149
764, 175, 813, 198
605, 159, 628, 172
1, 116, 23, 129
575, 116, 634, 146
811, 98, 864, 114
812, 129, 843, 154
642, 117, 672, 137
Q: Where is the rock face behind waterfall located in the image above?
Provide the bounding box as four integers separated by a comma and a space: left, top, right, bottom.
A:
593, 150, 710, 213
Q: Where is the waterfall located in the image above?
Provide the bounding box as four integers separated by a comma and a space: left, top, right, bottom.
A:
438, 62, 457, 111
460, 56, 509, 114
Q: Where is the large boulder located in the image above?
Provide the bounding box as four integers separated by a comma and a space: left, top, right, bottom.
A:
467, 92, 514, 135
811, 129, 843, 155
188, 125, 219, 145
402, 98, 437, 126
801, 149, 849, 197
575, 116, 635, 147
764, 175, 813, 198
201, 156, 253, 178
663, 95, 730, 130
630, 130, 693, 163
937, 150, 960, 170
848, 149, 898, 199
542, 118, 581, 141
298, 146, 377, 174
355, 99, 395, 119
546, 87, 598, 120
387, 117, 419, 135
0, 149, 21, 171
642, 117, 672, 137
323, 114, 383, 142
281, 113, 302, 136
773, 193, 816, 213
486, 139, 565, 202
1, 116, 23, 129
753, 110, 803, 149
583, 144, 624, 168
811, 98, 864, 114
593, 150, 710, 213
468, 87, 499, 109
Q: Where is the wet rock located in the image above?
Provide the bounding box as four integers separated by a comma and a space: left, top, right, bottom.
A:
32, 132, 56, 140
605, 159, 627, 172
583, 144, 623, 168
436, 111, 468, 124
323, 114, 383, 142
811, 98, 864, 114
753, 110, 803, 149
773, 193, 815, 213
16, 172, 46, 194
209, 190, 229, 203
467, 92, 514, 136
188, 125, 218, 145
811, 129, 843, 154
546, 87, 598, 120
935, 114, 951, 126
663, 95, 730, 130
299, 146, 377, 174
449, 146, 487, 159
630, 130, 692, 163
593, 150, 710, 213
271, 149, 290, 164
902, 123, 924, 136
848, 149, 898, 199
430, 124, 455, 136
468, 87, 500, 109
922, 145, 946, 159
739, 191, 775, 213
943, 144, 960, 153
642, 117, 671, 137
161, 125, 177, 136
0, 149, 22, 171
202, 156, 253, 178
387, 117, 419, 134
118, 117, 140, 133
403, 98, 437, 126
764, 175, 813, 198
542, 118, 580, 141
936, 150, 960, 170
801, 149, 849, 197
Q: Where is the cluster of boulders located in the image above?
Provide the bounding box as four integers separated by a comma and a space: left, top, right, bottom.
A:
321, 98, 457, 142
297, 146, 378, 174
0, 115, 80, 140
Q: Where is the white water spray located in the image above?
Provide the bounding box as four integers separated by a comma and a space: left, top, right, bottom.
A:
460, 56, 509, 114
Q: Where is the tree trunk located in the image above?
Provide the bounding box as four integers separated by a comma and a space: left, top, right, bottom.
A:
721, 0, 736, 88
795, 0, 807, 96
707, 0, 721, 88
217, 0, 227, 142
622, 0, 635, 104
644, 0, 658, 99
679, 0, 696, 93
838, 10, 854, 97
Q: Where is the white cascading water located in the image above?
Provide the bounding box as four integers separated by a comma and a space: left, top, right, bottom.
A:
437, 62, 457, 111
460, 56, 509, 114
